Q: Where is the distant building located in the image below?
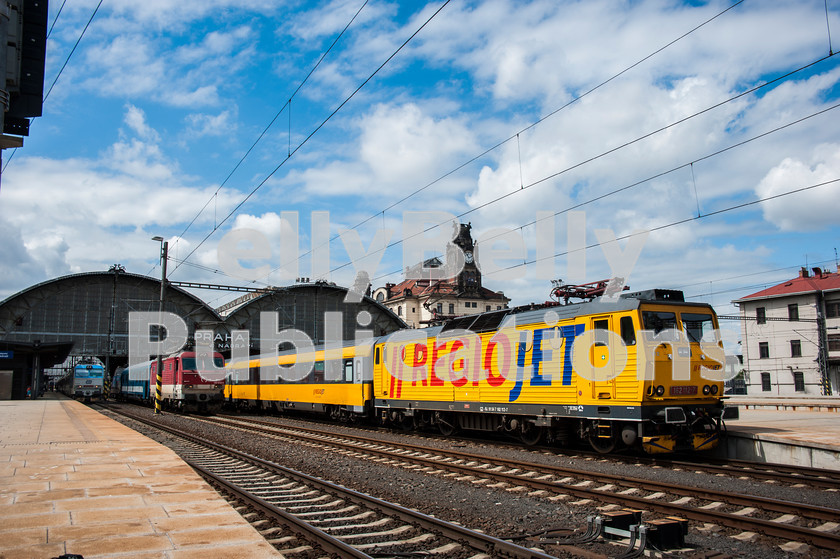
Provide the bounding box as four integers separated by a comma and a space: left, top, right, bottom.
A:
733, 267, 840, 396
372, 224, 510, 328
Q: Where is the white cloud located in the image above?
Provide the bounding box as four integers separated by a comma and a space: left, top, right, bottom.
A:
0, 106, 244, 296
124, 104, 159, 141
359, 103, 478, 185
184, 109, 238, 138
285, 0, 394, 42
66, 21, 259, 109
292, 102, 478, 201
756, 143, 840, 231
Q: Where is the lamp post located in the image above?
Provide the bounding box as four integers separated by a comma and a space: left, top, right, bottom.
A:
152, 236, 168, 415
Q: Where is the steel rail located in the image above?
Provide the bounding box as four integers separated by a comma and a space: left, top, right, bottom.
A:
663, 456, 840, 487
190, 461, 372, 559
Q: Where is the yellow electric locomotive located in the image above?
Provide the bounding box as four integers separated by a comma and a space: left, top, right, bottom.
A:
225, 289, 738, 454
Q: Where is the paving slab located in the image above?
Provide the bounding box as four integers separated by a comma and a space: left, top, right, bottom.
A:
0, 398, 284, 558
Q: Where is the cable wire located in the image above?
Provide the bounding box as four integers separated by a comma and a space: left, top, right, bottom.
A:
171, 0, 370, 248
265, 0, 748, 280
171, 0, 452, 274
321, 55, 839, 282
1, 0, 105, 174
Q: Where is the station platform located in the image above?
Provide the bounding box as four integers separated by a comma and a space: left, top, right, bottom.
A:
719, 398, 840, 470
0, 395, 283, 559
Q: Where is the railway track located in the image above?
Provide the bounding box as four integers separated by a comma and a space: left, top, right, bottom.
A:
100, 406, 575, 559
261, 413, 840, 490
659, 455, 840, 489
200, 414, 840, 552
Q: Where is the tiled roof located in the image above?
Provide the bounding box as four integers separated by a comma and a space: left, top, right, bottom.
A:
386, 278, 508, 301
734, 269, 840, 302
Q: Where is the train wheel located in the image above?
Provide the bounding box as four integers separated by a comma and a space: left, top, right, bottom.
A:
519, 425, 544, 446
589, 433, 617, 454
437, 413, 456, 436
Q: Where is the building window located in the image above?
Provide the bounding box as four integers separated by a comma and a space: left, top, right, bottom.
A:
829, 334, 840, 352
436, 303, 442, 314
790, 339, 801, 358
397, 306, 402, 316
486, 305, 491, 311
756, 307, 766, 324
826, 302, 840, 318
761, 372, 771, 392
412, 307, 415, 313
497, 306, 502, 310
793, 371, 805, 392
449, 303, 454, 314
788, 303, 799, 321
758, 342, 769, 359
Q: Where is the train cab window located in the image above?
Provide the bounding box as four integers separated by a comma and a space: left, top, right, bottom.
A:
620, 316, 636, 346
642, 311, 678, 339
187, 356, 225, 370
681, 313, 716, 343
375, 346, 381, 365
344, 359, 353, 382
593, 319, 609, 347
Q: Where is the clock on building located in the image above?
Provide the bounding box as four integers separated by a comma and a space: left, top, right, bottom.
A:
464, 250, 474, 264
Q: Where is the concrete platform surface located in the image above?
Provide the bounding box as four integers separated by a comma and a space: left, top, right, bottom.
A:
720, 401, 840, 469
0, 398, 284, 559
726, 403, 840, 451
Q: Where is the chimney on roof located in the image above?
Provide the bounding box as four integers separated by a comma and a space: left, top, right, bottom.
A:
800, 267, 809, 278
812, 267, 823, 278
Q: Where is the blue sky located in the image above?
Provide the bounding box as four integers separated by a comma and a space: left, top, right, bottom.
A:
1, 0, 839, 345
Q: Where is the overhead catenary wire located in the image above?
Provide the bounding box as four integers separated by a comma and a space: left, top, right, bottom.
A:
1, 0, 105, 174
47, 0, 69, 38
266, 0, 749, 281
170, 0, 371, 254
171, 0, 452, 275
318, 55, 839, 283
478, 178, 840, 281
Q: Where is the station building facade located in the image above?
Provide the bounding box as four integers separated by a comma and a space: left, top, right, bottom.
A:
733, 267, 840, 396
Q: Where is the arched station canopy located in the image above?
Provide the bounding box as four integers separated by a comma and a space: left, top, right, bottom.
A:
221, 282, 406, 352
0, 270, 223, 367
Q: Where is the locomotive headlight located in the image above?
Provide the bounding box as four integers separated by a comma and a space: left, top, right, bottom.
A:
655, 385, 665, 396
703, 385, 711, 395
710, 385, 719, 395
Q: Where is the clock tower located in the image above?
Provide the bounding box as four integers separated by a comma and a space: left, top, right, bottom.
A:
451, 223, 481, 293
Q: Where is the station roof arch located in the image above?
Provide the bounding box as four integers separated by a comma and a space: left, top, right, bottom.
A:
221, 282, 406, 350
0, 270, 222, 363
